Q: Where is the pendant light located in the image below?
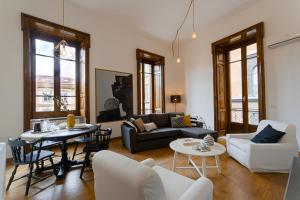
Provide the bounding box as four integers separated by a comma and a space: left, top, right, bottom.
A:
192, 0, 197, 39
172, 0, 198, 63
176, 33, 181, 64
54, 0, 74, 59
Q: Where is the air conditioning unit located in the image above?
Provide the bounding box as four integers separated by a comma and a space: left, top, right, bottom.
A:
268, 33, 300, 49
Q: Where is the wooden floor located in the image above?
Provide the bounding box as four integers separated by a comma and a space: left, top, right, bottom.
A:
5, 138, 289, 200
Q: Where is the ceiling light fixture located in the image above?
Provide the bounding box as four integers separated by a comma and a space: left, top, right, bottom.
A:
172, 0, 197, 63
177, 34, 181, 63
192, 0, 197, 39
54, 0, 74, 59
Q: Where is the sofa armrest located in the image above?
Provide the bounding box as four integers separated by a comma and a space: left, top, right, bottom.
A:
249, 143, 298, 156
179, 177, 213, 200
248, 143, 298, 170
121, 124, 137, 153
140, 158, 156, 168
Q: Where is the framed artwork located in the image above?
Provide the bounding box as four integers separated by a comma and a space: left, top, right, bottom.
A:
95, 68, 133, 122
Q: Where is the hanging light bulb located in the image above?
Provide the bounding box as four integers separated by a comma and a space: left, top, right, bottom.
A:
177, 33, 181, 64
192, 0, 197, 39
54, 0, 74, 59
192, 31, 197, 39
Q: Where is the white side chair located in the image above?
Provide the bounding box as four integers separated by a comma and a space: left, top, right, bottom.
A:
0, 143, 6, 200
226, 120, 298, 172
92, 150, 213, 200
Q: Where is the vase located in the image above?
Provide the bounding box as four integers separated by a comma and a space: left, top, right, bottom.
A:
204, 133, 214, 146
67, 114, 75, 129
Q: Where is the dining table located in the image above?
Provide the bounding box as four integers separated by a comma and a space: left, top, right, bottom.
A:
21, 124, 99, 179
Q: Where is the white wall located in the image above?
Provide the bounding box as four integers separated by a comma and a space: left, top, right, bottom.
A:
182, 0, 300, 147
0, 0, 185, 157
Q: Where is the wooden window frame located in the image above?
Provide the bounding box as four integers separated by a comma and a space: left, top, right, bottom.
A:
21, 13, 90, 130
30, 33, 80, 119
136, 49, 165, 114
212, 22, 266, 134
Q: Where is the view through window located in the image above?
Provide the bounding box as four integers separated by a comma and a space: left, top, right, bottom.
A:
137, 49, 165, 114
33, 37, 79, 117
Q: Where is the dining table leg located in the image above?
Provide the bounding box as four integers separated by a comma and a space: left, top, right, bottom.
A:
55, 140, 81, 178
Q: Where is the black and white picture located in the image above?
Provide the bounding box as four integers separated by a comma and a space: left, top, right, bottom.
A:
95, 69, 133, 122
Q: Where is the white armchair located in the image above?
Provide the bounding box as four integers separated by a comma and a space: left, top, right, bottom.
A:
92, 150, 213, 200
227, 120, 298, 172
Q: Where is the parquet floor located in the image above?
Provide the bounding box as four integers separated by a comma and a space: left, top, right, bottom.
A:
4, 138, 289, 200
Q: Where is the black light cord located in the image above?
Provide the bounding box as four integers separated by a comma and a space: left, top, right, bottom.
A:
172, 0, 194, 57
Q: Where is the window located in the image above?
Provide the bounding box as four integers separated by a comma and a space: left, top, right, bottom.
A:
136, 49, 165, 114
32, 36, 79, 117
212, 22, 265, 134
22, 13, 90, 130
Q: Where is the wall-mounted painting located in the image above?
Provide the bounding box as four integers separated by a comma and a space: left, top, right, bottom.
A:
95, 69, 133, 122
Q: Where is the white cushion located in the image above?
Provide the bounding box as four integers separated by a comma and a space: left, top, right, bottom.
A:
144, 122, 158, 132
229, 138, 252, 152
153, 166, 193, 200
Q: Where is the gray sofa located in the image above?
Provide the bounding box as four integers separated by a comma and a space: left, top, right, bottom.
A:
121, 113, 218, 153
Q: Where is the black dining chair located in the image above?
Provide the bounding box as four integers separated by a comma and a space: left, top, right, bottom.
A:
6, 138, 55, 195
71, 126, 100, 160
33, 140, 60, 171
80, 128, 112, 178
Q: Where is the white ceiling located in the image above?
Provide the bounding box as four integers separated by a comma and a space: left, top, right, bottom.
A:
68, 0, 258, 42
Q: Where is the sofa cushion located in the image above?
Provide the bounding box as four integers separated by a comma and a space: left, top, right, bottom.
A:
150, 114, 170, 128
136, 128, 181, 142
171, 116, 187, 128
144, 122, 158, 132
251, 124, 286, 143
132, 118, 146, 133
180, 128, 218, 141
131, 114, 151, 123
229, 138, 253, 152
153, 166, 193, 200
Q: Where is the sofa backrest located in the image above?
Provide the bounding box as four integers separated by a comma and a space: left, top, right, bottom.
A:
256, 120, 297, 144
131, 113, 185, 128
150, 113, 170, 128
93, 150, 166, 200
131, 114, 151, 123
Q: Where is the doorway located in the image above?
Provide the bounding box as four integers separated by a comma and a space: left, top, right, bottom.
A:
212, 23, 266, 135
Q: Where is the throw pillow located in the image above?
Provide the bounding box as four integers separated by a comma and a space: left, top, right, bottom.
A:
183, 115, 192, 127
123, 121, 138, 132
144, 122, 158, 132
133, 118, 145, 133
171, 116, 186, 128
251, 124, 286, 143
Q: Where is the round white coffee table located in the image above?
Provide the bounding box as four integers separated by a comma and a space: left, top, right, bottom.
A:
169, 138, 226, 177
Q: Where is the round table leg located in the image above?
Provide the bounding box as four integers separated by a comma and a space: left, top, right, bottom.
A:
201, 157, 207, 177
188, 154, 191, 165
172, 151, 177, 171
215, 155, 221, 174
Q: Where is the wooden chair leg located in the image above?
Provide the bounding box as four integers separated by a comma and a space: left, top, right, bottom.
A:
72, 143, 79, 160
25, 163, 34, 196
80, 153, 89, 179
6, 164, 19, 191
